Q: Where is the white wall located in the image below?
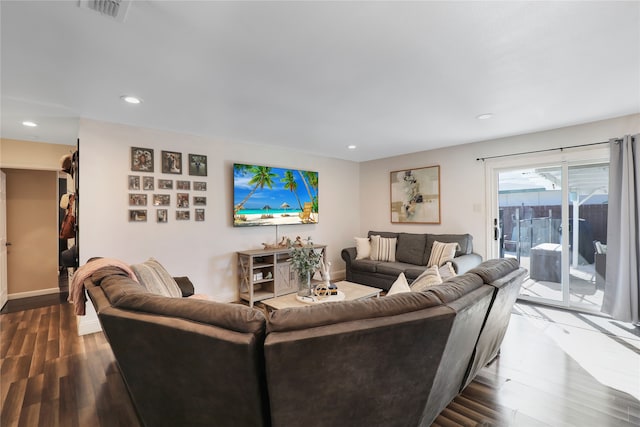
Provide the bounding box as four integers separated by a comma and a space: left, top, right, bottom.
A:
79, 119, 360, 302
359, 114, 640, 259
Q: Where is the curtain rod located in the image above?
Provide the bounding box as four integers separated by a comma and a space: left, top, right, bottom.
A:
476, 139, 618, 162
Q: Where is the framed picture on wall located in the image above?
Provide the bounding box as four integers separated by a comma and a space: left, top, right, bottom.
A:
193, 196, 206, 206
131, 147, 154, 172
161, 150, 182, 174
128, 175, 140, 190
158, 179, 173, 190
129, 210, 147, 222
177, 180, 190, 190
176, 210, 190, 220
188, 154, 207, 176
194, 181, 207, 191
153, 194, 170, 206
177, 193, 189, 208
129, 194, 147, 206
195, 209, 205, 221
157, 209, 168, 223
143, 176, 154, 190
390, 165, 441, 224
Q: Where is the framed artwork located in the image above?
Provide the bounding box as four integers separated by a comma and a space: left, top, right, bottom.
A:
177, 180, 191, 190
195, 209, 205, 221
128, 175, 140, 190
176, 210, 190, 220
131, 147, 154, 172
390, 165, 440, 224
162, 150, 182, 174
158, 179, 173, 190
129, 194, 147, 206
177, 193, 189, 208
157, 209, 168, 223
153, 194, 170, 206
129, 210, 147, 222
143, 176, 154, 190
188, 154, 207, 176
194, 181, 207, 191
193, 196, 206, 206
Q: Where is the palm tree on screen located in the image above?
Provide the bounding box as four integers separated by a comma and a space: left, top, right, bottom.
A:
234, 165, 277, 213
282, 170, 303, 210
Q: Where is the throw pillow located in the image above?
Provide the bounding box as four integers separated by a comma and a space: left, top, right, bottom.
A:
410, 265, 442, 292
387, 272, 411, 296
354, 237, 371, 260
370, 235, 397, 262
130, 258, 182, 298
427, 241, 459, 267
438, 262, 457, 281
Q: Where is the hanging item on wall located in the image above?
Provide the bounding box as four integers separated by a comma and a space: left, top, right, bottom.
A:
131, 147, 154, 172
195, 209, 205, 221
59, 194, 76, 239
188, 154, 207, 176
162, 151, 182, 174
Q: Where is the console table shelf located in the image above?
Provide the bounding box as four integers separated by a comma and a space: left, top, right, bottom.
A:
237, 245, 326, 307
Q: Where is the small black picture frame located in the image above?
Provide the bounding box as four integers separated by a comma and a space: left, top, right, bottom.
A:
131, 147, 154, 172
189, 154, 207, 176
162, 151, 182, 174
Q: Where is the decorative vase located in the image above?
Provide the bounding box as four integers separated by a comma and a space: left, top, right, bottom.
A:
297, 271, 313, 297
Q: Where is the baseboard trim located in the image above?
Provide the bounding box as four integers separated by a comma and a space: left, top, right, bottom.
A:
8, 287, 60, 300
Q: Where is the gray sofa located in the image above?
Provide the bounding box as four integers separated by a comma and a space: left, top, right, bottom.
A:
342, 231, 483, 290
85, 258, 526, 427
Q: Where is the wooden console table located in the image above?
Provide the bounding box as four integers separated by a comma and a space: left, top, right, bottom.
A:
237, 245, 326, 307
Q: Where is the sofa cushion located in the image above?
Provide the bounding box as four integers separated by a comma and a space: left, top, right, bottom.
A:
423, 273, 485, 303
427, 241, 459, 267
376, 261, 421, 277
267, 291, 443, 333
468, 258, 519, 283
354, 237, 371, 260
350, 259, 381, 273
97, 273, 148, 305
114, 292, 266, 334
410, 266, 442, 292
388, 273, 411, 295
424, 234, 473, 264
370, 235, 397, 262
396, 233, 428, 265
130, 258, 182, 298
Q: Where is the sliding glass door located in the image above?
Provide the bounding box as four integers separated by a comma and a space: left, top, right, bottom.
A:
488, 150, 609, 313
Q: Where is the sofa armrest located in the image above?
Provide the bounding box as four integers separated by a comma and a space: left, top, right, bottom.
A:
451, 253, 483, 274
341, 247, 357, 281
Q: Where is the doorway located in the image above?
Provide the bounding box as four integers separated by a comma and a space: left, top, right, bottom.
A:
487, 149, 609, 313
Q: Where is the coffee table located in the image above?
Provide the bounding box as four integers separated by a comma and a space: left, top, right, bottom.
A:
260, 280, 382, 311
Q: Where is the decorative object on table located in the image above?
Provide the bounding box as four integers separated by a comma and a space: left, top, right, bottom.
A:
289, 237, 323, 297
328, 282, 338, 296
313, 283, 329, 299
161, 150, 182, 174
131, 147, 154, 172
189, 154, 207, 176
390, 165, 440, 224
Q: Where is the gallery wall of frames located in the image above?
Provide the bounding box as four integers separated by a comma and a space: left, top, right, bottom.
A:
129, 147, 207, 223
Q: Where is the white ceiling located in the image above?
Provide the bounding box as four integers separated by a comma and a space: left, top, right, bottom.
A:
1, 1, 639, 162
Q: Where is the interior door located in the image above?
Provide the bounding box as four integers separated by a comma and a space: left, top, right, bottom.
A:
1, 171, 8, 309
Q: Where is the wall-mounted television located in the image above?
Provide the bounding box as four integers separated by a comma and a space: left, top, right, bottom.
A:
233, 163, 318, 227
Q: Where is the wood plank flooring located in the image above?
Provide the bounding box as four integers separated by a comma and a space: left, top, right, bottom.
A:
1, 298, 638, 426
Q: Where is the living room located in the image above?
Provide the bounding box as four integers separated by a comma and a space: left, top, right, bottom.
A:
1, 1, 639, 426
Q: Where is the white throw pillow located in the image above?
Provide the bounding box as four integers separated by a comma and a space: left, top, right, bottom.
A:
387, 272, 411, 295
354, 237, 371, 260
427, 241, 459, 267
130, 258, 182, 298
438, 261, 457, 281
410, 265, 443, 292
370, 235, 397, 262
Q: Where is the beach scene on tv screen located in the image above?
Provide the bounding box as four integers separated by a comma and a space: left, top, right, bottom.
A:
233, 164, 318, 227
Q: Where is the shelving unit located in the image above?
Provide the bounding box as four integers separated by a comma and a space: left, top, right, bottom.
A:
237, 245, 326, 307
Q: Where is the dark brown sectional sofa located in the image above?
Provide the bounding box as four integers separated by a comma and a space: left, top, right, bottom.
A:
342, 231, 484, 290
85, 258, 526, 427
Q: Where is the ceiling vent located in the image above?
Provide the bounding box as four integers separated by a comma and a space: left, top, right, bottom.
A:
78, 0, 131, 23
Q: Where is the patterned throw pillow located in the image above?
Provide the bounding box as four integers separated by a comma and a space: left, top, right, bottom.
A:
130, 258, 182, 298
427, 241, 459, 267
387, 273, 411, 295
370, 235, 397, 262
354, 237, 371, 260
438, 261, 457, 281
410, 265, 442, 292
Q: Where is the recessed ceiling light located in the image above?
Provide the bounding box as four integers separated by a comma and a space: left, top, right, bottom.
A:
476, 113, 493, 120
121, 95, 142, 104
347, 145, 357, 150
22, 121, 38, 127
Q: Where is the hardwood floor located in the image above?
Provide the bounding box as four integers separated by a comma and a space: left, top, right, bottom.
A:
1, 298, 638, 426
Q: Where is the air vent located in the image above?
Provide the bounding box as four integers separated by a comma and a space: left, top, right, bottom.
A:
78, 0, 131, 23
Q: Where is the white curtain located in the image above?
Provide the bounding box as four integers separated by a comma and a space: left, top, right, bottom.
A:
602, 134, 639, 324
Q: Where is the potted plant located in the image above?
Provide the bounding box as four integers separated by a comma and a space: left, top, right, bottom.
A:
289, 237, 323, 297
